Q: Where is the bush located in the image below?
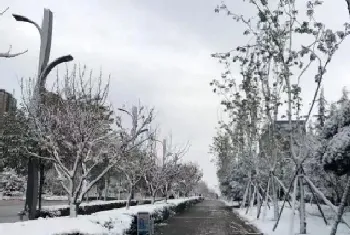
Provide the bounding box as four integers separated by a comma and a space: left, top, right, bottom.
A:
36, 199, 154, 218
126, 198, 201, 235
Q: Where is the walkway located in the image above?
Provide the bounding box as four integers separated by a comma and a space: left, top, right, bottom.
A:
155, 200, 261, 235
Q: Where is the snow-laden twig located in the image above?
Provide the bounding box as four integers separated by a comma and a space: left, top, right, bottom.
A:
0, 46, 28, 58
305, 176, 350, 230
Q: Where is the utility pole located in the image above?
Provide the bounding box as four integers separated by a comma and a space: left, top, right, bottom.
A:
13, 9, 73, 220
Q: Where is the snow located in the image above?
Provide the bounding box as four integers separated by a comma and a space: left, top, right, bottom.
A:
323, 126, 350, 164
0, 197, 199, 235
221, 199, 240, 207
42, 195, 68, 201
0, 216, 109, 235
236, 203, 350, 235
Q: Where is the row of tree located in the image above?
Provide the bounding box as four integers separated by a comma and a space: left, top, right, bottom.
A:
0, 7, 203, 217
210, 1, 350, 235
0, 65, 203, 216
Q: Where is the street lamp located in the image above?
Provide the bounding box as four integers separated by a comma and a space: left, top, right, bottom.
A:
13, 9, 73, 220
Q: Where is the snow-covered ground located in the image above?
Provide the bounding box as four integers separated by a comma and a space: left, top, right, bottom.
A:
221, 199, 240, 207
42, 195, 68, 201
236, 202, 350, 235
0, 197, 199, 235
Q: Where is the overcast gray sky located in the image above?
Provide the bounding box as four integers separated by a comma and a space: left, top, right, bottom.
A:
1, 0, 350, 190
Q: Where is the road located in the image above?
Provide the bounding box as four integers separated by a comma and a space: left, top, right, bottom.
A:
155, 200, 261, 235
0, 200, 68, 223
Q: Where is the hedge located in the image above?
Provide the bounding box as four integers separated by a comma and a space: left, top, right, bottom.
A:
126, 198, 202, 235
36, 199, 155, 218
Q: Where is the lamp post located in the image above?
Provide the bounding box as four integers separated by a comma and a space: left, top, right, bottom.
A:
13, 9, 73, 220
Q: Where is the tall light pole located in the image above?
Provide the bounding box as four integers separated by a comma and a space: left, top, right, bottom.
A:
13, 9, 73, 220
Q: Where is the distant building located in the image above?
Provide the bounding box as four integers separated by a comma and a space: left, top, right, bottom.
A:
260, 119, 306, 155
0, 89, 17, 134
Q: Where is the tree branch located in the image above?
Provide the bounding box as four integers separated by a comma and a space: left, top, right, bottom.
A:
0, 46, 28, 58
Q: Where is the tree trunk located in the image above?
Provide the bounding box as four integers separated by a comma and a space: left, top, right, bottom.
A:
263, 179, 270, 221
126, 183, 134, 210
330, 175, 350, 235
289, 176, 298, 235
104, 176, 110, 201
165, 184, 168, 203
69, 202, 79, 217
249, 184, 256, 215
257, 187, 262, 219
152, 192, 156, 204
299, 175, 306, 234
241, 181, 251, 209
272, 176, 279, 221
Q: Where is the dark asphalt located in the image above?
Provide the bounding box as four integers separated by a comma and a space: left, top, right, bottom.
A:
155, 200, 261, 235
0, 200, 68, 223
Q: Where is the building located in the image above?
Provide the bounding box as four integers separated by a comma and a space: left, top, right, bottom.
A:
0, 89, 17, 134
260, 119, 306, 155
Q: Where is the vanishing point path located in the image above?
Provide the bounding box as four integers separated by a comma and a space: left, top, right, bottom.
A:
155, 200, 262, 235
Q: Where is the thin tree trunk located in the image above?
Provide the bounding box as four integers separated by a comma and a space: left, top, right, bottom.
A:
165, 184, 169, 203
249, 184, 256, 216
69, 202, 79, 217
126, 183, 133, 210
272, 176, 279, 221
330, 175, 350, 235
289, 176, 298, 235
104, 176, 110, 201
257, 190, 263, 219
299, 175, 306, 234
152, 193, 156, 204
263, 179, 270, 221
241, 181, 251, 209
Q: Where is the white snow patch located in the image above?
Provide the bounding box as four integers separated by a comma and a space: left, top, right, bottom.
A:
221, 200, 240, 207
237, 203, 350, 235
42, 195, 69, 201
0, 197, 199, 235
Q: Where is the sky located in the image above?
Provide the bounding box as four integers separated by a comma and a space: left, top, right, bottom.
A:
1, 0, 350, 191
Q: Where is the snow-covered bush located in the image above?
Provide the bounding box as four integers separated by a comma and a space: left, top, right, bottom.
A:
321, 91, 350, 175
0, 168, 26, 195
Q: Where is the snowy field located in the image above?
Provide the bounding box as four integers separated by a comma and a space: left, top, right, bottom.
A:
0, 197, 199, 235
232, 201, 350, 235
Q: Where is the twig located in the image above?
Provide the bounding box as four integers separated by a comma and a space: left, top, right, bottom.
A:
0, 7, 9, 15
0, 46, 28, 58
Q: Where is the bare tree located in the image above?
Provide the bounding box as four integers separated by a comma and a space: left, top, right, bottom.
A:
144, 136, 183, 204
116, 105, 154, 209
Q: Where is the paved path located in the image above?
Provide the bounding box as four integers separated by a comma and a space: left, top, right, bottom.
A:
155, 200, 261, 235
0, 200, 68, 223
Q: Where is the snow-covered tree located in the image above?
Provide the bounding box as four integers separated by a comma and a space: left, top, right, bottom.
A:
21, 66, 124, 217
173, 162, 202, 197
212, 0, 350, 234
116, 105, 154, 209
